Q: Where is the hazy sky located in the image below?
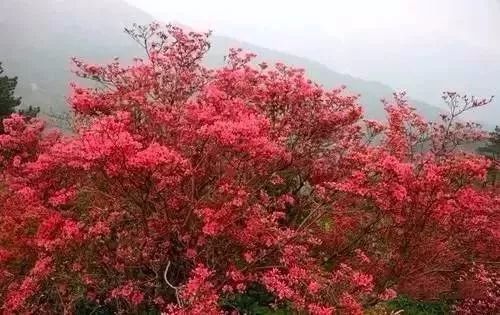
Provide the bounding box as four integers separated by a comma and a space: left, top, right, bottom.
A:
125, 0, 500, 53
123, 0, 500, 125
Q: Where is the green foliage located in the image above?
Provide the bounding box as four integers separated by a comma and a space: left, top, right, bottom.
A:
221, 284, 292, 314
0, 62, 21, 121
387, 296, 450, 315
478, 126, 500, 160
0, 62, 40, 132
18, 105, 41, 119
74, 299, 161, 315
74, 300, 115, 315
477, 126, 500, 184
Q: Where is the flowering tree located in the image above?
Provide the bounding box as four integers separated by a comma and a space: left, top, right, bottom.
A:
0, 23, 498, 314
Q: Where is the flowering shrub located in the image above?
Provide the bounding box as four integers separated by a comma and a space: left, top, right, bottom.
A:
452, 264, 500, 314
0, 24, 498, 314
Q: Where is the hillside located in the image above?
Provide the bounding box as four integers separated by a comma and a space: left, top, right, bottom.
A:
297, 34, 500, 124
0, 0, 442, 120
206, 36, 441, 120
0, 0, 150, 113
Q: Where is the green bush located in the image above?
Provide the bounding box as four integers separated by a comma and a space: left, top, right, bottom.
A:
221, 284, 292, 314
387, 296, 450, 315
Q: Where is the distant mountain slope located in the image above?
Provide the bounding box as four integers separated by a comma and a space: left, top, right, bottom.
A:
0, 0, 442, 120
296, 34, 500, 125
0, 0, 150, 112
206, 36, 441, 119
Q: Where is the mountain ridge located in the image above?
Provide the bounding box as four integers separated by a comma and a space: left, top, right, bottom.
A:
1, 0, 444, 121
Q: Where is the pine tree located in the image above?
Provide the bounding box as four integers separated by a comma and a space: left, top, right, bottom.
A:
0, 62, 40, 132
0, 62, 21, 121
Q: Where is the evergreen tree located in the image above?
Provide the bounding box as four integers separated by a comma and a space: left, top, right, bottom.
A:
19, 105, 40, 119
0, 62, 21, 120
477, 126, 500, 160
477, 126, 500, 184
0, 62, 40, 132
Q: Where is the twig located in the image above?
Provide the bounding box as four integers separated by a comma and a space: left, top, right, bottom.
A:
164, 261, 183, 307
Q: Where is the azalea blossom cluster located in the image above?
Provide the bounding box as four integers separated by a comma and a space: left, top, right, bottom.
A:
0, 24, 498, 314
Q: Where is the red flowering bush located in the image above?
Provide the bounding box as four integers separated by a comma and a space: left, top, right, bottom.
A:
452, 264, 500, 314
0, 24, 498, 314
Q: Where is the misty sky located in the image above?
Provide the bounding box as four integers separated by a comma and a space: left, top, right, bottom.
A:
125, 0, 500, 53
124, 0, 500, 124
